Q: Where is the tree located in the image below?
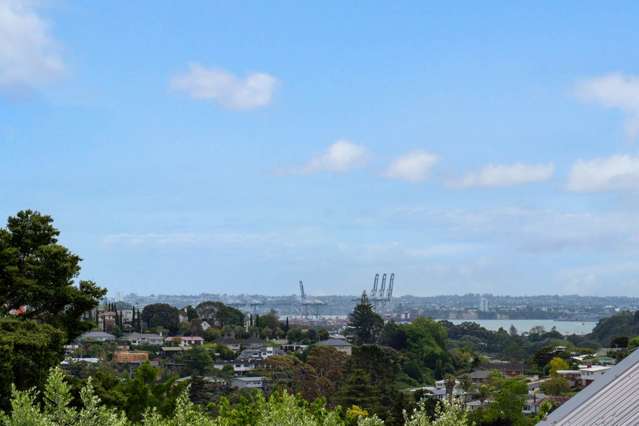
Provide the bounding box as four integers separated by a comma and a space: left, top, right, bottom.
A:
262, 355, 322, 402
444, 375, 456, 402
541, 376, 570, 396
348, 292, 384, 345
306, 346, 348, 402
0, 319, 65, 410
611, 336, 629, 348
548, 357, 570, 376
182, 346, 213, 376
402, 318, 452, 379
256, 310, 280, 330
141, 304, 179, 334
0, 210, 106, 340
479, 375, 528, 425
404, 398, 473, 426
195, 301, 244, 328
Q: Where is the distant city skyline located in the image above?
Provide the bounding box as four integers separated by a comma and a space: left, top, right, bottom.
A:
3, 1, 639, 296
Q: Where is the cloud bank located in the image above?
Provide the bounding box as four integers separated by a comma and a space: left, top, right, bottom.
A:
0, 0, 64, 94
171, 64, 277, 110
576, 73, 639, 140
383, 150, 438, 182
567, 154, 639, 192
451, 162, 555, 188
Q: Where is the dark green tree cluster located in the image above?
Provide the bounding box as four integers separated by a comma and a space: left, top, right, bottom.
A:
195, 301, 245, 328
0, 210, 105, 409
141, 303, 180, 334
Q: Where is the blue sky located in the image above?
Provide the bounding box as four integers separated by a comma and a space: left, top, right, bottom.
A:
3, 1, 639, 296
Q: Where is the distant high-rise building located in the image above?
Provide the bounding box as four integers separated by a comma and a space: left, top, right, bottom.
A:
479, 296, 489, 312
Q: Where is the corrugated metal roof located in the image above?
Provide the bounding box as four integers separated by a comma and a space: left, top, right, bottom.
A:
539, 349, 639, 425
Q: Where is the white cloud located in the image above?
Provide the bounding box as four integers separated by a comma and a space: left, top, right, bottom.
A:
286, 140, 368, 174
567, 155, 639, 192
383, 150, 438, 182
576, 73, 639, 139
451, 162, 555, 188
0, 0, 64, 93
171, 64, 277, 110
390, 206, 639, 254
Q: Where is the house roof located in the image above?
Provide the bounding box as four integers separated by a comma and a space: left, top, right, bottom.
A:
469, 370, 491, 379
316, 338, 352, 347
539, 348, 639, 425
121, 333, 163, 340
77, 331, 115, 341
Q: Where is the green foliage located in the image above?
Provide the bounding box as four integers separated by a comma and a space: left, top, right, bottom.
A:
195, 302, 244, 328
80, 362, 185, 422
547, 357, 569, 376
181, 346, 214, 376
540, 376, 571, 396
0, 319, 65, 410
337, 345, 404, 423
404, 398, 473, 426
0, 210, 106, 341
348, 293, 384, 345
589, 311, 639, 346
472, 374, 529, 426
141, 304, 180, 335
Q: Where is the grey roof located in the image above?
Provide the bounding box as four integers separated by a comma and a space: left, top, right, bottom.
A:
121, 332, 163, 340
77, 331, 115, 341
469, 370, 491, 379
539, 348, 639, 425
316, 338, 352, 347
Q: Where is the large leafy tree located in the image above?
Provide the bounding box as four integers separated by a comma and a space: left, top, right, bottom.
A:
306, 346, 348, 402
0, 210, 106, 340
0, 319, 65, 409
195, 301, 244, 328
141, 303, 180, 334
0, 210, 105, 410
348, 292, 384, 345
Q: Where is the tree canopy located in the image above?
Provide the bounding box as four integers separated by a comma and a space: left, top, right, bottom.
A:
348, 293, 384, 345
0, 210, 106, 340
141, 304, 180, 334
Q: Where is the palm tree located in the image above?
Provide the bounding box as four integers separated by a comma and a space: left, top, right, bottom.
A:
445, 374, 457, 402
478, 384, 490, 407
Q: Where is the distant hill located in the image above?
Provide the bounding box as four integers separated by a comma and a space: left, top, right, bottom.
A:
588, 311, 639, 346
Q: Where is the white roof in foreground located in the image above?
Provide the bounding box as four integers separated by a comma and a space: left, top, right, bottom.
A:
539, 348, 639, 425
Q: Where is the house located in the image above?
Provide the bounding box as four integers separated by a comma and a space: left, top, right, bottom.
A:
237, 346, 280, 362
315, 338, 352, 355
231, 376, 265, 389
217, 338, 242, 352
76, 331, 116, 343
161, 346, 192, 357
578, 365, 611, 386
556, 369, 582, 388
121, 333, 164, 346
214, 360, 256, 374
113, 351, 149, 364
60, 357, 100, 365
165, 336, 204, 346
469, 369, 491, 384
408, 380, 467, 402
485, 360, 525, 377
281, 343, 309, 353
538, 349, 639, 425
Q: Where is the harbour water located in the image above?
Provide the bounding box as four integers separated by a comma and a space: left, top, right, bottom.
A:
446, 319, 598, 335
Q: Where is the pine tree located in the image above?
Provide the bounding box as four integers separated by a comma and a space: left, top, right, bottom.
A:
348, 292, 384, 345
